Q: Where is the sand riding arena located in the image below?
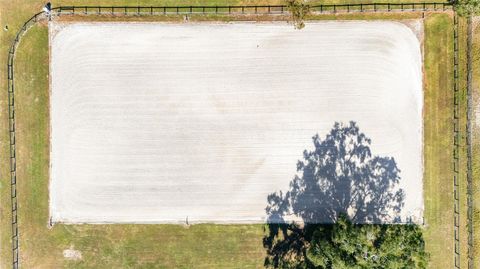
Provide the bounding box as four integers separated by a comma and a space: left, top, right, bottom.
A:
48, 21, 423, 224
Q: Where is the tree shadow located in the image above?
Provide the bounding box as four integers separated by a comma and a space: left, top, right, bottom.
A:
263, 121, 406, 267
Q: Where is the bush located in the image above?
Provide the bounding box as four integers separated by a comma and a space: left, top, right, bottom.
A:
287, 0, 310, 29
455, 0, 480, 16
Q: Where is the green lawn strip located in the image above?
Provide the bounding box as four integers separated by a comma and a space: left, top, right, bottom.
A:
52, 224, 265, 268
457, 15, 470, 269
423, 13, 455, 269
471, 17, 480, 269
306, 11, 427, 20
54, 11, 426, 23
0, 2, 49, 268
14, 24, 58, 268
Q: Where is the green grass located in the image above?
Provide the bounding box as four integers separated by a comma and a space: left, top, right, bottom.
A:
421, 13, 470, 269
471, 18, 480, 269
0, 1, 460, 268
423, 13, 455, 269
457, 15, 470, 269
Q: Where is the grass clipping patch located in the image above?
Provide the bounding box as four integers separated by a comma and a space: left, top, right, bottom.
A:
287, 0, 310, 29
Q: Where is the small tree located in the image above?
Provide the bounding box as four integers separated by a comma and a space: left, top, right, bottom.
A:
287, 0, 310, 29
455, 0, 480, 16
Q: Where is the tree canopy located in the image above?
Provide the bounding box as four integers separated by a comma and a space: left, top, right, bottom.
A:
306, 215, 428, 269
263, 122, 428, 268
287, 0, 310, 29
455, 0, 480, 16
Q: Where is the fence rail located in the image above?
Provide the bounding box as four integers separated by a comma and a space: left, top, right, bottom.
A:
51, 2, 452, 16
7, 10, 46, 269
453, 13, 461, 269
310, 2, 451, 12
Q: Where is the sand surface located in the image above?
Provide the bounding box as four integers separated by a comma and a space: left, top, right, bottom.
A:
49, 21, 423, 224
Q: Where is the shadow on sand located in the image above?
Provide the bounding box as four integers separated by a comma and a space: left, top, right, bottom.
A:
263, 121, 406, 267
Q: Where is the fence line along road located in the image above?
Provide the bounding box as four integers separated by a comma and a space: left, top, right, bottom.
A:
52, 2, 452, 16
5, 3, 455, 269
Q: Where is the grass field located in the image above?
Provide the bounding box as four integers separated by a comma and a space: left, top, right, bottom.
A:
454, 14, 470, 269
0, 0, 463, 268
471, 17, 480, 269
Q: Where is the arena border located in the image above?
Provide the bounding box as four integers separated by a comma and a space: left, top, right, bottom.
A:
6, 3, 457, 268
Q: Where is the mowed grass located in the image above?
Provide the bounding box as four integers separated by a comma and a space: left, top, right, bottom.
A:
457, 16, 470, 269
471, 18, 480, 268
0, 1, 457, 268
423, 13, 455, 269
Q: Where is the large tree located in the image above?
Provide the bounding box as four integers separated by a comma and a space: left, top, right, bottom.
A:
263, 122, 428, 268
306, 215, 428, 269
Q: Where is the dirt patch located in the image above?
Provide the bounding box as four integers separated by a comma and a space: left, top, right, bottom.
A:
63, 247, 82, 261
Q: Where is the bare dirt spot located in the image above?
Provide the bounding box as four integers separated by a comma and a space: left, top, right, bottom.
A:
63, 247, 82, 261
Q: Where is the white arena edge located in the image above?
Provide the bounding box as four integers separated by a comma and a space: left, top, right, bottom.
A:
49, 21, 424, 224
